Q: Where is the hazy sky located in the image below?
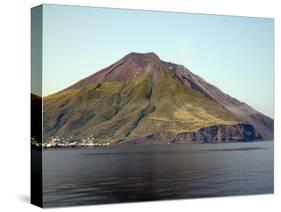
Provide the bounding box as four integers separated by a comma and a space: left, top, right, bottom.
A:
41, 4, 274, 118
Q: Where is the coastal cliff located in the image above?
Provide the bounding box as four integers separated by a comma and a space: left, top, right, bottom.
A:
172, 124, 262, 144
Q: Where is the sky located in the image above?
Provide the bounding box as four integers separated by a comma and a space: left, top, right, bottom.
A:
40, 4, 274, 118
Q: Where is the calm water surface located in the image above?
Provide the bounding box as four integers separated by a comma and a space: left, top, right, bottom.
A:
42, 141, 273, 207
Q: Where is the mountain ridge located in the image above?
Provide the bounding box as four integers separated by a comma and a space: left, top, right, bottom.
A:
43, 52, 273, 144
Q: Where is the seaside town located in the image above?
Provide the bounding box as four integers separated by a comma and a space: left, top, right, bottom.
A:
31, 135, 111, 148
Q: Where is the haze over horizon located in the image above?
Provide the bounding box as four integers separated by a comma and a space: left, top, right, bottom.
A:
34, 4, 274, 118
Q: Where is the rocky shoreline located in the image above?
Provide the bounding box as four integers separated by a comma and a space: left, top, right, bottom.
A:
172, 123, 262, 144
36, 123, 263, 148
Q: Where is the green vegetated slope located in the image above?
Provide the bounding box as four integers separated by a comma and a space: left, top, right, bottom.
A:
43, 68, 240, 144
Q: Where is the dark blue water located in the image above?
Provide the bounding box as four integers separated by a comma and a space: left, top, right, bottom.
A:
42, 141, 273, 207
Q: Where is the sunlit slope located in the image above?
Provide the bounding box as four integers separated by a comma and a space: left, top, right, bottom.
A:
43, 69, 240, 144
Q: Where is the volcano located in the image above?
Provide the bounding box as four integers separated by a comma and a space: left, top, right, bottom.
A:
43, 52, 273, 144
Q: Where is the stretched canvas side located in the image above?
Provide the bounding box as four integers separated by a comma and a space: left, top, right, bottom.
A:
31, 5, 43, 208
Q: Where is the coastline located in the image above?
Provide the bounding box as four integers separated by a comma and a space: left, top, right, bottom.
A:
35, 139, 273, 150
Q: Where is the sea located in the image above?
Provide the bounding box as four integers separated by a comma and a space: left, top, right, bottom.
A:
42, 141, 273, 207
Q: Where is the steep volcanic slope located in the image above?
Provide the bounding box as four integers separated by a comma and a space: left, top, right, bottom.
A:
43, 52, 273, 144
67, 52, 162, 88
170, 65, 274, 139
